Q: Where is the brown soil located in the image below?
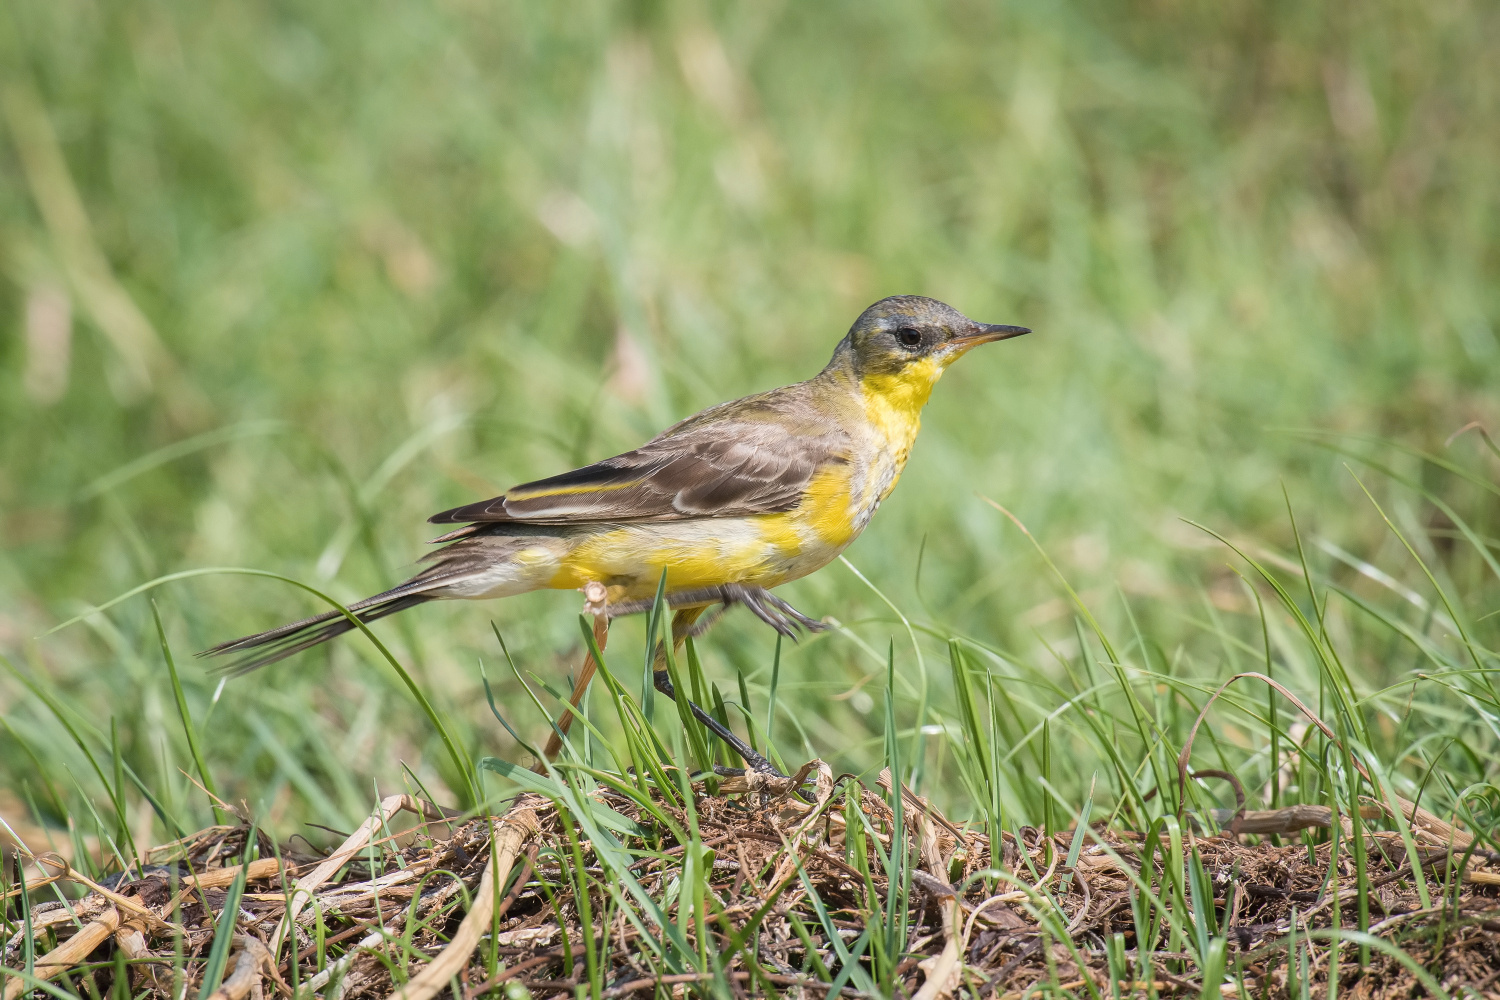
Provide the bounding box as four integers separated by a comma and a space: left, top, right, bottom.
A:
4, 770, 1497, 1000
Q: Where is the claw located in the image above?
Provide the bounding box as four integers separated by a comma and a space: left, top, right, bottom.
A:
652, 669, 786, 776
723, 584, 829, 637
606, 584, 826, 638
723, 584, 799, 637
757, 589, 831, 633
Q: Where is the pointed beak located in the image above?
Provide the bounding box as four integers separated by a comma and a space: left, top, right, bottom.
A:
947, 322, 1031, 356
957, 322, 1031, 346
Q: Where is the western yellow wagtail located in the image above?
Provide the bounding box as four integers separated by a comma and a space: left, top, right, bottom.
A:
203, 295, 1028, 772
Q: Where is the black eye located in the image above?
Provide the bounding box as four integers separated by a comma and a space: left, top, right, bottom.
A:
895, 327, 922, 350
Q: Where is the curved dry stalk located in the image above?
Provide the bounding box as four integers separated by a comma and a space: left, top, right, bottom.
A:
205, 934, 273, 1000
26, 854, 176, 932
1176, 671, 1359, 807
269, 794, 451, 957
387, 795, 543, 1000
2, 906, 122, 1000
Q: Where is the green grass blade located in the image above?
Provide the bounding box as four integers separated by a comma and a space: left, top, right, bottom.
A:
197, 836, 252, 999
154, 601, 223, 824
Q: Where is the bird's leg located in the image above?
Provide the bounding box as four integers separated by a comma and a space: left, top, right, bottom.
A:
650, 607, 787, 777
684, 603, 726, 638
536, 584, 610, 770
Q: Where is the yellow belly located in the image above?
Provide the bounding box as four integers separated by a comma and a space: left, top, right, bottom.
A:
545, 463, 873, 601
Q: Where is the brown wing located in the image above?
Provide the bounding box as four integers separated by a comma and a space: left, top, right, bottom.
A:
429, 394, 850, 526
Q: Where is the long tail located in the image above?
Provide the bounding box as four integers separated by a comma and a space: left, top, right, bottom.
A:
198, 583, 435, 675
200, 530, 520, 674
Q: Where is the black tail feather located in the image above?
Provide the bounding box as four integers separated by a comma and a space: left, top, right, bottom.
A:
198, 592, 433, 675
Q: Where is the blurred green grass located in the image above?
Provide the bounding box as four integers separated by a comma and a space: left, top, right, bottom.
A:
2, 1, 1498, 833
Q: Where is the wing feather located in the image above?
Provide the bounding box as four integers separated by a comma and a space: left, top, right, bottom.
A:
430, 394, 849, 525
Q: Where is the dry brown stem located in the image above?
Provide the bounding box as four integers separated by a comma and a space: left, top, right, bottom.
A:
3, 905, 122, 1000
269, 794, 451, 957
205, 935, 273, 1000
387, 796, 542, 1000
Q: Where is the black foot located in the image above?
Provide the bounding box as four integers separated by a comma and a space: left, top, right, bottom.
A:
653, 670, 787, 777
609, 584, 829, 639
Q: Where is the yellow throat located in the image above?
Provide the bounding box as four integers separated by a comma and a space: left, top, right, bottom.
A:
858, 355, 944, 459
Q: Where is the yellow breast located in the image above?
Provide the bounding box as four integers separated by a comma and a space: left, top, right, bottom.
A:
771, 361, 939, 551
859, 358, 938, 490
791, 464, 859, 546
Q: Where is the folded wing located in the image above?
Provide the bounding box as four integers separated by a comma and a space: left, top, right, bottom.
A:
430, 405, 849, 526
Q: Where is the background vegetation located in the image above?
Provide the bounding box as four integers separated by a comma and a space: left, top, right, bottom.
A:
2, 0, 1497, 862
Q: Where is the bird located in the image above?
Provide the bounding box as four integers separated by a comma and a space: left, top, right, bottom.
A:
202, 295, 1029, 772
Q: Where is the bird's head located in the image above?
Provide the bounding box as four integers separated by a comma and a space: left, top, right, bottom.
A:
837, 295, 1029, 408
